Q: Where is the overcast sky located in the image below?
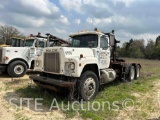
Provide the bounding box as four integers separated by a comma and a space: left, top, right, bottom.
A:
0, 0, 159, 44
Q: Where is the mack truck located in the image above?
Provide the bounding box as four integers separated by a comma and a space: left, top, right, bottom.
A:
30, 29, 141, 101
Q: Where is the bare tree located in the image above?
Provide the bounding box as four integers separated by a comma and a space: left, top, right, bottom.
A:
0, 25, 23, 45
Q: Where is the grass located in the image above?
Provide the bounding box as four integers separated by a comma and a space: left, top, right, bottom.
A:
14, 58, 160, 120
4, 78, 29, 91
14, 112, 30, 120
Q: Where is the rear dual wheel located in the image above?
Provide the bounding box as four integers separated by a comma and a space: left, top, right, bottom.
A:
135, 65, 140, 79
127, 65, 140, 81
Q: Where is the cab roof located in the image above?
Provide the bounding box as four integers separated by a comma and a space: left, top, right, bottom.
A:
11, 37, 24, 40
25, 37, 47, 41
69, 31, 106, 37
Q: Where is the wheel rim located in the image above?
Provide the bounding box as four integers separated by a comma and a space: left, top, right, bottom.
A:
83, 77, 96, 99
130, 67, 135, 80
14, 65, 24, 75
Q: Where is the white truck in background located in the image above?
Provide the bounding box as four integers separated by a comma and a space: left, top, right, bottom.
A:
30, 29, 141, 101
0, 33, 48, 77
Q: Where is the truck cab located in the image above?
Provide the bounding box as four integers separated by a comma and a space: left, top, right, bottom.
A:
30, 30, 141, 101
24, 37, 46, 58
71, 31, 111, 69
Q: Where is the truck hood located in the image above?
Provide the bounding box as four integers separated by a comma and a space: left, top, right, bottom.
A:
2, 47, 30, 50
45, 47, 95, 58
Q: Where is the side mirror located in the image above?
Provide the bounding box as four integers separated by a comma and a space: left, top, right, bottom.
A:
109, 33, 115, 47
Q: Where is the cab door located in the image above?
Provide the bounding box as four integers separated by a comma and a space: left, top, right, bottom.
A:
98, 35, 110, 69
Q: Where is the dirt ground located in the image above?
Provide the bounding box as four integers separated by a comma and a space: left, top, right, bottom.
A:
0, 75, 82, 120
0, 74, 160, 120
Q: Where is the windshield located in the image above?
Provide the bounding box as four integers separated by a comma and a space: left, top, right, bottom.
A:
71, 34, 98, 48
24, 39, 34, 47
11, 39, 17, 47
39, 41, 44, 47
11, 38, 23, 47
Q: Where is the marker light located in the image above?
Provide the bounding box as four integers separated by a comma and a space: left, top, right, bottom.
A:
80, 54, 83, 59
5, 56, 9, 60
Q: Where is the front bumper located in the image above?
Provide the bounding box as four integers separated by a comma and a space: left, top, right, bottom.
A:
29, 75, 75, 88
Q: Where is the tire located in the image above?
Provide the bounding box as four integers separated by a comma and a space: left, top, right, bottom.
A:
79, 71, 99, 101
127, 65, 135, 82
7, 60, 27, 77
135, 65, 140, 79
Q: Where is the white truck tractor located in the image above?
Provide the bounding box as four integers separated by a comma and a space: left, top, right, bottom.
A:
30, 29, 141, 101
0, 33, 48, 77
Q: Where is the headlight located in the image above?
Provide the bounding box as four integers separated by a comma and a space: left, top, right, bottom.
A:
65, 62, 75, 72
68, 63, 75, 70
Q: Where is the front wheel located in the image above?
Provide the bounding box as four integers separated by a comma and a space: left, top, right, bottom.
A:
79, 71, 99, 101
7, 60, 27, 77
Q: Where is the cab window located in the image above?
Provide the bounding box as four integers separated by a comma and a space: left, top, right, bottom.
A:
24, 39, 34, 47
100, 36, 108, 49
39, 41, 45, 47
35, 41, 45, 47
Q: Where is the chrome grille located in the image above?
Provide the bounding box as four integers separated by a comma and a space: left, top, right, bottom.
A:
0, 49, 2, 63
44, 52, 60, 73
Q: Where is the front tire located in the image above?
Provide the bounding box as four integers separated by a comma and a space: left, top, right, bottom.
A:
79, 71, 99, 101
7, 60, 27, 77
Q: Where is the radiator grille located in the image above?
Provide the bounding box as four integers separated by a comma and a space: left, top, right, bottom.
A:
44, 52, 60, 73
0, 49, 2, 63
